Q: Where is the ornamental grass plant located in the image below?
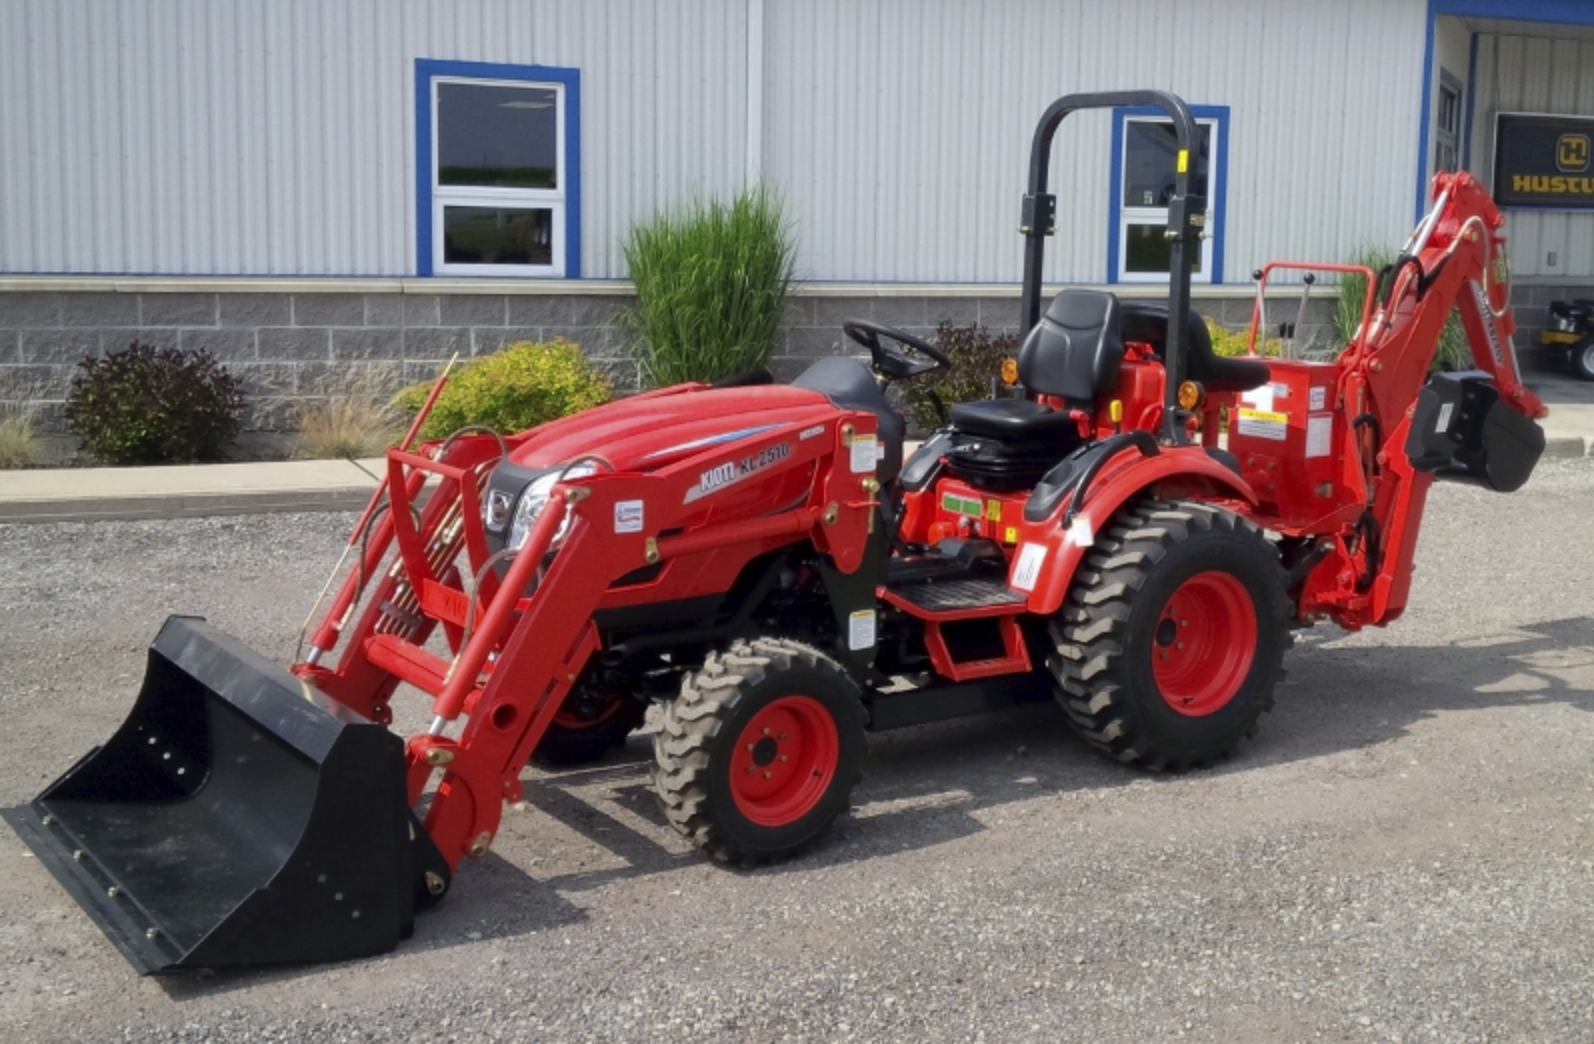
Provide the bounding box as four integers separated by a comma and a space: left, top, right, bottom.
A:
621, 186, 797, 387
0, 401, 39, 468
1334, 248, 1469, 370
292, 369, 407, 460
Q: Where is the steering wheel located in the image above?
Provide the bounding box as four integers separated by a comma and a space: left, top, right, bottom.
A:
841, 319, 951, 381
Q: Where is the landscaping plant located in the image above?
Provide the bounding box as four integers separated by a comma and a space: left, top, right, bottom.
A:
901, 321, 1019, 431
620, 186, 797, 387
0, 401, 39, 468
64, 342, 245, 465
293, 369, 407, 460
393, 338, 612, 441
1335, 248, 1469, 370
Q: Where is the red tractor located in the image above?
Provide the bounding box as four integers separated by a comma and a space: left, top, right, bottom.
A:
7, 91, 1548, 973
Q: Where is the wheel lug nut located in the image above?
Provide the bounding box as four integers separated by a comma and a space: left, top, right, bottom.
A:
1176, 641, 1185, 650
763, 771, 772, 779
762, 727, 771, 736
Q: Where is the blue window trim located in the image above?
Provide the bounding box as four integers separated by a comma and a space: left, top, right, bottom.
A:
414, 58, 582, 278
1108, 105, 1228, 285
1420, 0, 1594, 220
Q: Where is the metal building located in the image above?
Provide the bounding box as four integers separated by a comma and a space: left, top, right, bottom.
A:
2, 0, 1593, 441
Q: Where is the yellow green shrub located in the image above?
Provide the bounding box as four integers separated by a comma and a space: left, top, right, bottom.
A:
394, 339, 612, 440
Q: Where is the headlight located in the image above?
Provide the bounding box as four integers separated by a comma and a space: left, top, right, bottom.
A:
507, 462, 597, 550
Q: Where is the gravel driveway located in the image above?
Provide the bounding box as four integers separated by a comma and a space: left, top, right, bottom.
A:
1, 460, 1591, 1044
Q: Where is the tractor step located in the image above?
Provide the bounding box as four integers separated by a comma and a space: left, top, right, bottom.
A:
884, 576, 1026, 615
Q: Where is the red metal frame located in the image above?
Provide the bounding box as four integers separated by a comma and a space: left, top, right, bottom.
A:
289, 169, 1541, 878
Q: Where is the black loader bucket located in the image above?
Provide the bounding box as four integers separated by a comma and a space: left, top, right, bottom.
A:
3, 616, 448, 974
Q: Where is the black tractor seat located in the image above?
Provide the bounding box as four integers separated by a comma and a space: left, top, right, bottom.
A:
1118, 301, 1270, 393
940, 289, 1121, 490
949, 288, 1123, 442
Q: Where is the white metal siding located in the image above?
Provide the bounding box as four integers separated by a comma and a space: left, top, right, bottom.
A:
0, 0, 748, 277
1470, 32, 1594, 279
762, 0, 1428, 285
2, 0, 1432, 282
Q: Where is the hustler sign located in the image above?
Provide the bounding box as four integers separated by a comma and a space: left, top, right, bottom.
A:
1493, 113, 1594, 209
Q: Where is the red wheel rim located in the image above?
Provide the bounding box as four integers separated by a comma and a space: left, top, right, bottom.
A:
553, 692, 624, 731
1151, 570, 1257, 717
728, 695, 840, 826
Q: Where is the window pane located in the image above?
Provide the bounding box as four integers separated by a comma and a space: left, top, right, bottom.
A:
1124, 222, 1203, 275
443, 206, 553, 266
1123, 121, 1210, 207
438, 82, 558, 189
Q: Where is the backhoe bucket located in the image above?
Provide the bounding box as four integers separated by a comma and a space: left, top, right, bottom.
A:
3, 616, 447, 974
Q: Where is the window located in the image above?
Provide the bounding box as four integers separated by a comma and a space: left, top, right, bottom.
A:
1435, 70, 1462, 176
1109, 106, 1227, 284
415, 60, 581, 278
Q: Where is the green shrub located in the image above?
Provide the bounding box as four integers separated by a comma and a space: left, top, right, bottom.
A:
901, 321, 1019, 431
1333, 247, 1469, 370
394, 339, 612, 440
1204, 316, 1282, 358
620, 186, 797, 387
64, 342, 245, 465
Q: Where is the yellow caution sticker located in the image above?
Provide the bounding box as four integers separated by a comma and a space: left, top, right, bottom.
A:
1236, 407, 1289, 442
985, 499, 1003, 522
1003, 526, 1019, 545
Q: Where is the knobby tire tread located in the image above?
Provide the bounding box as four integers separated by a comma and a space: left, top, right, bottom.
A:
1049, 498, 1291, 772
653, 637, 864, 865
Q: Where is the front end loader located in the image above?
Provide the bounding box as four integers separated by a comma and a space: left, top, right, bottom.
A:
7, 91, 1548, 973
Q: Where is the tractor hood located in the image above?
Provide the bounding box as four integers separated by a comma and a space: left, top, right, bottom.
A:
476, 382, 854, 553
503, 383, 840, 474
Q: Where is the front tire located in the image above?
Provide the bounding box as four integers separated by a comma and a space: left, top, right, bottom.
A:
1050, 499, 1290, 771
654, 638, 866, 864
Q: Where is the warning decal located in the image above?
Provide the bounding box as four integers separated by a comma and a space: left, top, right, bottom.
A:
1236, 408, 1289, 442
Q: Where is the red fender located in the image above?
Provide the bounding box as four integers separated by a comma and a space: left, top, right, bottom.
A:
1014, 444, 1258, 616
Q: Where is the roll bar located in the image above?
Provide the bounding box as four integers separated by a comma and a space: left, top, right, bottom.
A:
1019, 90, 1203, 444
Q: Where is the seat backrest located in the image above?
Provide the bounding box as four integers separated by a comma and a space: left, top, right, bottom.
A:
1017, 289, 1123, 403
1118, 301, 1270, 393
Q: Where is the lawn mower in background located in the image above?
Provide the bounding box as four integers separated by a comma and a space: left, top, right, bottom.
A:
1539, 298, 1594, 380
5, 90, 1547, 973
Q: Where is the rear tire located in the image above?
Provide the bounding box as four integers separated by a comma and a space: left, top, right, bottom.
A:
1573, 336, 1594, 381
1049, 499, 1290, 771
654, 638, 866, 864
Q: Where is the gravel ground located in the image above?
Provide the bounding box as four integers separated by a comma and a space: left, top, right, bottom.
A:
1, 461, 1591, 1043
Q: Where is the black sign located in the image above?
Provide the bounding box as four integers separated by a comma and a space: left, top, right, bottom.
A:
1494, 113, 1594, 209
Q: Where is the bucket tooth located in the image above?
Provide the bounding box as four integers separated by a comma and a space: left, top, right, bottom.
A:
2, 615, 446, 974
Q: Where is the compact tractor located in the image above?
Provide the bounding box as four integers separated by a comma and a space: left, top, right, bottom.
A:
6, 91, 1548, 973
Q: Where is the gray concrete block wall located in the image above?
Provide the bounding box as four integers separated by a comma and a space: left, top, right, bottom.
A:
0, 289, 638, 460
3, 281, 1574, 463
